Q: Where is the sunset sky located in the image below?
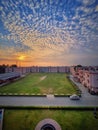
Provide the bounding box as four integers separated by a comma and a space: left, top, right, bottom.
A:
0, 0, 98, 66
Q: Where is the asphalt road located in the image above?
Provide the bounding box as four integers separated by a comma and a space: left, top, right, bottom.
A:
0, 75, 98, 107
0, 95, 98, 106
0, 96, 98, 106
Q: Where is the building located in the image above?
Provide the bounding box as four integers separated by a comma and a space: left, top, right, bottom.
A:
5, 67, 31, 74
70, 66, 98, 94
82, 70, 98, 94
5, 66, 70, 74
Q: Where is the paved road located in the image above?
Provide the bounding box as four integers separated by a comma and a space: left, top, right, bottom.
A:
0, 75, 98, 107
0, 95, 98, 106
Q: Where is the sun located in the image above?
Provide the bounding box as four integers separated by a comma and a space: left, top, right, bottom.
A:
18, 55, 25, 61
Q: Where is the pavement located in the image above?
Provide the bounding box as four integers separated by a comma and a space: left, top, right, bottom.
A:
0, 75, 98, 107
0, 95, 98, 107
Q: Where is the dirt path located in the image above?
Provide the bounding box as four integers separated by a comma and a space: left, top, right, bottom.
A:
40, 75, 47, 81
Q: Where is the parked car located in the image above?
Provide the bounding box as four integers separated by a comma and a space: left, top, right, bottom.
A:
70, 94, 80, 100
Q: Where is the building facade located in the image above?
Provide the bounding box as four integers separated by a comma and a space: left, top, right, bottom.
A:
70, 66, 98, 94
5, 66, 70, 74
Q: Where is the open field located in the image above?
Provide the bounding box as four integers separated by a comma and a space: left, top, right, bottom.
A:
3, 109, 98, 130
0, 73, 78, 95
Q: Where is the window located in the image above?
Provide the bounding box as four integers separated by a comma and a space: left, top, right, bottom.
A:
88, 80, 89, 83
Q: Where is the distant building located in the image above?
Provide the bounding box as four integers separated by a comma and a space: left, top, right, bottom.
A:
31, 66, 39, 73
5, 67, 31, 74
5, 66, 70, 74
49, 67, 58, 73
39, 67, 49, 73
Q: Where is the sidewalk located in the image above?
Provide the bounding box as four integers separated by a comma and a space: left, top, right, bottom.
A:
70, 75, 94, 96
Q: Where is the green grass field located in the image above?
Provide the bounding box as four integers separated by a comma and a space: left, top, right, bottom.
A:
3, 109, 98, 130
0, 73, 78, 95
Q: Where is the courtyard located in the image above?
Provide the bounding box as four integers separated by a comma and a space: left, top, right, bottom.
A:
0, 73, 78, 95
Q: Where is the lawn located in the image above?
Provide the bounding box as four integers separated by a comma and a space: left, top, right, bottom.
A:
3, 109, 98, 130
0, 73, 78, 95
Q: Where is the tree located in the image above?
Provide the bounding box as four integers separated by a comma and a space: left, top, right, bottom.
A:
10, 64, 17, 68
0, 64, 7, 73
77, 65, 82, 67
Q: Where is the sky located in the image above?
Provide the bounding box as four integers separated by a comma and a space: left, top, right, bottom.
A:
0, 0, 98, 66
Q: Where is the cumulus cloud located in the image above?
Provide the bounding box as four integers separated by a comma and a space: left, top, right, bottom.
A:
0, 0, 98, 65
95, 5, 98, 12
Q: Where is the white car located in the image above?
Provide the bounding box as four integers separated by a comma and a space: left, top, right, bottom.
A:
70, 94, 80, 100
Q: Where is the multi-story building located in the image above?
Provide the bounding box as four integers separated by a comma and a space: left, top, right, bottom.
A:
5, 66, 70, 73
5, 67, 31, 74
82, 70, 98, 94
30, 66, 39, 73
70, 66, 80, 82
70, 66, 98, 94
58, 66, 70, 73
